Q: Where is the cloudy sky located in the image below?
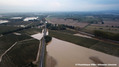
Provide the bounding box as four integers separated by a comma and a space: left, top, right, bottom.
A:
0, 0, 119, 13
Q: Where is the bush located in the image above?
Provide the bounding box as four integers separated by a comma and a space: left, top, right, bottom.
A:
47, 23, 76, 30
44, 35, 52, 43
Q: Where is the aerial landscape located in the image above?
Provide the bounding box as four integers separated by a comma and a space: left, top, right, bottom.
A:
0, 0, 119, 67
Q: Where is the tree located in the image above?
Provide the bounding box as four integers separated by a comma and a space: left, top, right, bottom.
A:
101, 21, 104, 24
45, 35, 52, 43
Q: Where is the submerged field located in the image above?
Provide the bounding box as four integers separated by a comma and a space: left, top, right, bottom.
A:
49, 30, 119, 57
47, 37, 119, 67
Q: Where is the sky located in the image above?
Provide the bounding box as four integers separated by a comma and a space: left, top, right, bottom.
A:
0, 0, 119, 13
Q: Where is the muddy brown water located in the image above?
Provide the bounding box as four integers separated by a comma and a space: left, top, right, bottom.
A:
31, 33, 119, 67
47, 37, 119, 67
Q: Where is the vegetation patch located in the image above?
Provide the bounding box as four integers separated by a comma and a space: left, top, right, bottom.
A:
19, 28, 42, 35
0, 33, 39, 67
45, 35, 52, 43
94, 30, 119, 41
0, 26, 20, 34
0, 33, 31, 51
7, 39, 39, 67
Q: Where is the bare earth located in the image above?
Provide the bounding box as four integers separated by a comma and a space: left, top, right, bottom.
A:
92, 21, 119, 27
47, 18, 89, 28
47, 37, 119, 67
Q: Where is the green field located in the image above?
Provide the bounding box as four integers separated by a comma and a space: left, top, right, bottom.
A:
19, 28, 42, 35
0, 33, 31, 51
7, 39, 39, 67
0, 26, 20, 34
0, 33, 39, 67
82, 25, 119, 34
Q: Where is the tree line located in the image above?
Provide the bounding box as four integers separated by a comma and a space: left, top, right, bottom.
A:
46, 23, 79, 30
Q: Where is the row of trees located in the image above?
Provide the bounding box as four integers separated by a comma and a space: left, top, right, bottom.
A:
47, 23, 66, 30
94, 30, 119, 41
46, 23, 77, 30
45, 35, 52, 43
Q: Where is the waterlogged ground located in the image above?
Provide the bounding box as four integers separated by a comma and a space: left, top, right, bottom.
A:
73, 33, 92, 39
47, 38, 119, 67
24, 17, 38, 21
31, 32, 119, 67
0, 20, 9, 24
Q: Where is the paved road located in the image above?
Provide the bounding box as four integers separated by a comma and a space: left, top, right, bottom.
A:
39, 21, 47, 67
39, 37, 45, 67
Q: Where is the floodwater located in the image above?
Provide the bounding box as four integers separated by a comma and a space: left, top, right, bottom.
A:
10, 17, 22, 19
24, 17, 38, 21
47, 38, 119, 67
74, 33, 92, 39
0, 20, 9, 24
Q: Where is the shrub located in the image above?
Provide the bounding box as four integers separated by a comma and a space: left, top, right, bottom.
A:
44, 35, 52, 43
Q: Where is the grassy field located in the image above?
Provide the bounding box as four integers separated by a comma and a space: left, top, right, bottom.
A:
7, 39, 39, 67
81, 20, 119, 34
56, 29, 78, 34
0, 33, 31, 51
0, 33, 39, 67
49, 30, 119, 57
0, 39, 39, 67
82, 25, 119, 34
0, 26, 20, 34
19, 28, 42, 35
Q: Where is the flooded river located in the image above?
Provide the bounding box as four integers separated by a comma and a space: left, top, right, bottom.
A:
24, 17, 38, 21
47, 38, 119, 67
74, 33, 92, 39
0, 20, 9, 24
